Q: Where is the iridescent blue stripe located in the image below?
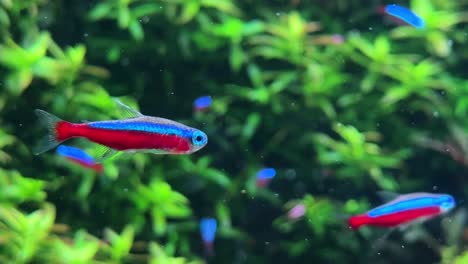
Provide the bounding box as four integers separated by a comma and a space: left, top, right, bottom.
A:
57, 145, 95, 164
88, 121, 192, 138
368, 197, 437, 218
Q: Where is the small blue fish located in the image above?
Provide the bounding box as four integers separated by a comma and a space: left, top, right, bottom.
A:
200, 218, 217, 256
256, 168, 276, 187
56, 145, 103, 173
385, 4, 425, 29
193, 96, 212, 111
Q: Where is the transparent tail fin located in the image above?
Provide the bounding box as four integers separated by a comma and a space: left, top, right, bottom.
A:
33, 109, 64, 155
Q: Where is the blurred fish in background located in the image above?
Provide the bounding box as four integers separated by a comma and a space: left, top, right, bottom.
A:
200, 217, 217, 256
56, 145, 103, 173
312, 34, 345, 45
288, 203, 306, 220
193, 96, 212, 112
256, 167, 276, 188
377, 4, 425, 29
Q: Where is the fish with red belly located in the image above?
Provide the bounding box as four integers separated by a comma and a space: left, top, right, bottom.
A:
34, 99, 208, 159
348, 192, 455, 229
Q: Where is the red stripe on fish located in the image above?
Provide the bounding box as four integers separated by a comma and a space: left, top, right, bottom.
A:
57, 123, 191, 152
348, 207, 441, 229
66, 157, 103, 173
56, 121, 75, 141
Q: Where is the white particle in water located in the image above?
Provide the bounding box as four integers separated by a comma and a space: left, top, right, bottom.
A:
141, 16, 150, 23
285, 169, 296, 179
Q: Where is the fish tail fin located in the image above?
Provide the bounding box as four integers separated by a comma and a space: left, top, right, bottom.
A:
203, 241, 215, 257
348, 215, 369, 230
33, 109, 71, 155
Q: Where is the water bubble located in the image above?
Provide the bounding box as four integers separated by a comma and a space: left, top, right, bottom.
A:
285, 169, 296, 179
121, 57, 130, 66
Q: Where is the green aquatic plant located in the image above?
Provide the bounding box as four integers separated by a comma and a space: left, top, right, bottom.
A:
0, 0, 468, 263
312, 123, 409, 190
131, 178, 192, 235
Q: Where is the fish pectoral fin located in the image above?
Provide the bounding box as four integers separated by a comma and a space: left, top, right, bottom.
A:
94, 144, 120, 162
398, 223, 411, 232
112, 97, 143, 119
142, 149, 170, 155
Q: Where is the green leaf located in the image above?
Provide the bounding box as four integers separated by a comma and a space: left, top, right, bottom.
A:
129, 19, 144, 41
88, 3, 113, 20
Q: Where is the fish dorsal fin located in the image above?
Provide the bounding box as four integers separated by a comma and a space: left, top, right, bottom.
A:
94, 144, 120, 162
376, 191, 401, 202
113, 98, 143, 119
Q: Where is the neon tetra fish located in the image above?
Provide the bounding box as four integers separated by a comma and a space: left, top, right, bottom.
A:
34, 99, 208, 160
200, 218, 217, 256
56, 145, 103, 173
381, 4, 425, 29
256, 167, 276, 188
193, 96, 212, 112
348, 192, 455, 230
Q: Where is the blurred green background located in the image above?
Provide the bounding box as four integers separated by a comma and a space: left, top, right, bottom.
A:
1, 0, 468, 263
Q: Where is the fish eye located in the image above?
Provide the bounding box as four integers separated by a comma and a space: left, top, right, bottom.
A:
192, 131, 207, 146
